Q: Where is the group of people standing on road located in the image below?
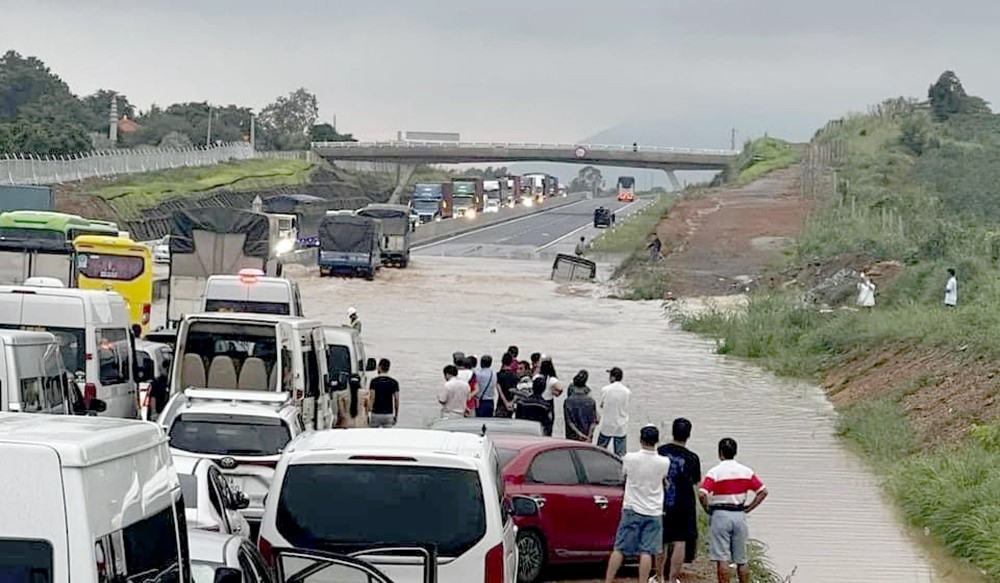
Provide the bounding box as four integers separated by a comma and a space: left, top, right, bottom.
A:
604, 421, 769, 583
437, 346, 635, 451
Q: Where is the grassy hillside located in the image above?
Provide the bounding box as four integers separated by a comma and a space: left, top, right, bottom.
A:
725, 136, 800, 184
82, 158, 314, 218
681, 89, 1000, 578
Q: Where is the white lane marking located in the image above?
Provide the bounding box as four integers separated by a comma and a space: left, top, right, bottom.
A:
412, 199, 591, 251
533, 199, 646, 252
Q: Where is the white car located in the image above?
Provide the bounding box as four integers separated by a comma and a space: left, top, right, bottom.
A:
153, 237, 170, 263
159, 389, 305, 530
174, 454, 252, 538
188, 529, 274, 583
257, 428, 519, 583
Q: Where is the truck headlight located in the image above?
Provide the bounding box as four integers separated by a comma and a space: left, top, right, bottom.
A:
275, 238, 295, 255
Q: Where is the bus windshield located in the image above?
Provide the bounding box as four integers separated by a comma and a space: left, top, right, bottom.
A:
618, 177, 636, 188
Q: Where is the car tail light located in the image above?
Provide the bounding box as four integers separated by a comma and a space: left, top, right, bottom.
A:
258, 535, 274, 566
84, 383, 97, 402
141, 303, 151, 324
484, 542, 504, 583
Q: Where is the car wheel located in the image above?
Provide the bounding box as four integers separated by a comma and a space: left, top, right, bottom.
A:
516, 529, 545, 583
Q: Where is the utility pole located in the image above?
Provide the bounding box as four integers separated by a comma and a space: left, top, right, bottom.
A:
250, 113, 256, 150
731, 128, 737, 150
206, 104, 214, 146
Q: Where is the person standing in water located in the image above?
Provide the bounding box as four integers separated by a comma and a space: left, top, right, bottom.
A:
575, 236, 587, 257
347, 307, 362, 334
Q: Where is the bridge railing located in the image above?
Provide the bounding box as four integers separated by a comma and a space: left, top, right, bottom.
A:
312, 141, 739, 156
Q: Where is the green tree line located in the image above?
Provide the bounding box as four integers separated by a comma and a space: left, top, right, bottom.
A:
0, 50, 355, 156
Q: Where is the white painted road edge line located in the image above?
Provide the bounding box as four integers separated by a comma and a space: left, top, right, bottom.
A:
412, 198, 591, 251
533, 198, 646, 252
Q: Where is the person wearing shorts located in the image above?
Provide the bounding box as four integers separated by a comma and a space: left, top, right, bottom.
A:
699, 438, 769, 583
603, 425, 671, 583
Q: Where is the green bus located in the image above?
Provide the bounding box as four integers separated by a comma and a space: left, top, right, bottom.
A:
0, 211, 119, 247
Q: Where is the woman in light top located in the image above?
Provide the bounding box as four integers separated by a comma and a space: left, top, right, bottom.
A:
336, 376, 370, 428
856, 272, 875, 309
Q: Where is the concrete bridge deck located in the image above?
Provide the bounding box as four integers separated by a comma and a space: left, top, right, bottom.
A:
312, 141, 738, 171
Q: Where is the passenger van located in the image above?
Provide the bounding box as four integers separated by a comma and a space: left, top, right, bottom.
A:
173, 312, 334, 430
0, 329, 98, 415
0, 285, 141, 418
323, 324, 376, 391
201, 268, 304, 317
0, 413, 191, 582
258, 428, 520, 583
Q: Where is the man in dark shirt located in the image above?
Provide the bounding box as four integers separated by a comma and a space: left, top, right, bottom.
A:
656, 417, 702, 583
368, 359, 399, 428
514, 377, 552, 435
495, 353, 519, 418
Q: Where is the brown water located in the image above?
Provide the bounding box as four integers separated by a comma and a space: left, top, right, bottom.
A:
278, 255, 972, 583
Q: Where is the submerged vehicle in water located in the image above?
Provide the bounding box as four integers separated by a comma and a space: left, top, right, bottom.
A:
356, 204, 412, 268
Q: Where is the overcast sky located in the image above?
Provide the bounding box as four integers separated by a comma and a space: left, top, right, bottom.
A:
3, 0, 998, 148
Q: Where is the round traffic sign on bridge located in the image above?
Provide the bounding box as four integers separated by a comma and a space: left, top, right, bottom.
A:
575, 146, 587, 158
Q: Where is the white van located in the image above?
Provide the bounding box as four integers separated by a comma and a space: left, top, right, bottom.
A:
0, 329, 104, 415
173, 313, 334, 430
0, 413, 191, 582
201, 268, 304, 317
257, 428, 520, 583
0, 285, 140, 418
323, 325, 376, 391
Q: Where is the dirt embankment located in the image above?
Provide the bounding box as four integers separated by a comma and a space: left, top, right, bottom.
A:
656, 165, 995, 450
656, 166, 805, 297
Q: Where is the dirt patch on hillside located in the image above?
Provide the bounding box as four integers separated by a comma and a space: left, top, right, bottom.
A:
824, 344, 1000, 446
655, 166, 805, 297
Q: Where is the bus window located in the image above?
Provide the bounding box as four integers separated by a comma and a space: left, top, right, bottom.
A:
77, 254, 145, 281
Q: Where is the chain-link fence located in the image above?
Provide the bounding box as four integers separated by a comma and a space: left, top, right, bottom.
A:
0, 142, 257, 186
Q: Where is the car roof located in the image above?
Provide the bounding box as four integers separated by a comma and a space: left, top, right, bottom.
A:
487, 433, 585, 451
184, 312, 321, 327
0, 413, 166, 467
187, 529, 241, 563
167, 390, 295, 420
430, 418, 544, 436
288, 428, 486, 458
0, 330, 56, 346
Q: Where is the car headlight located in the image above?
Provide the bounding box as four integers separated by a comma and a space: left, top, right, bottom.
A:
466, 209, 477, 219
524, 199, 533, 207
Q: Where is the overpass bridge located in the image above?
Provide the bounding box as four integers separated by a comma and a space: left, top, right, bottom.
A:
312, 141, 739, 196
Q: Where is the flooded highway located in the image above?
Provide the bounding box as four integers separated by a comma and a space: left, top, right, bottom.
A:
153, 200, 958, 582
279, 199, 957, 583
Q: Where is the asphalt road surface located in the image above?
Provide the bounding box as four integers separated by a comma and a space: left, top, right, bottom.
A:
414, 196, 650, 260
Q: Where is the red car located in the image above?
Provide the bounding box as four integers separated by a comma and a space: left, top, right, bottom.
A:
493, 435, 625, 582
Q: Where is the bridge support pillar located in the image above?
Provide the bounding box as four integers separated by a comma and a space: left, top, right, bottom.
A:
664, 170, 683, 192
388, 163, 416, 204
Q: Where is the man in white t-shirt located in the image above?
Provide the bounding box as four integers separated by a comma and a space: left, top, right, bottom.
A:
603, 425, 671, 583
438, 365, 469, 419
597, 367, 631, 456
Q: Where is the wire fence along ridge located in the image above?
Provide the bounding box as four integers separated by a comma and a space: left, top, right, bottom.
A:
1, 142, 257, 186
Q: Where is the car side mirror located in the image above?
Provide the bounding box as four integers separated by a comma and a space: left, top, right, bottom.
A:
365, 358, 377, 372
214, 567, 242, 583
510, 496, 540, 517
229, 491, 250, 510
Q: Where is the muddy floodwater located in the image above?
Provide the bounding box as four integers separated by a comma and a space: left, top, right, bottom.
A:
281, 256, 960, 583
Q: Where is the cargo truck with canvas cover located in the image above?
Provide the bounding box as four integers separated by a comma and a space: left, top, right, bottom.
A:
167, 208, 278, 325
356, 204, 412, 268
317, 214, 382, 279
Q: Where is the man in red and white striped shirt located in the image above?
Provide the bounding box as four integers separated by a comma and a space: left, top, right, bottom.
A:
698, 438, 769, 583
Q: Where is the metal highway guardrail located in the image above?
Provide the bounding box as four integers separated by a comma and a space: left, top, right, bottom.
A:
312, 141, 740, 156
